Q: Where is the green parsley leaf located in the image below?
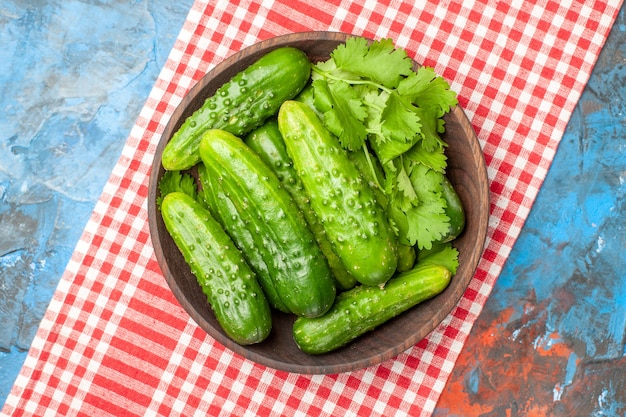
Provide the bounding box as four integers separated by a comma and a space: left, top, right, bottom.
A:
361, 89, 387, 142
380, 92, 422, 144
156, 170, 198, 211
404, 164, 450, 248
312, 79, 368, 151
405, 204, 450, 250
417, 242, 459, 275
395, 158, 419, 209
378, 157, 416, 212
409, 163, 445, 202
413, 106, 447, 152
331, 37, 413, 88
398, 67, 458, 116
374, 135, 420, 165
405, 141, 448, 173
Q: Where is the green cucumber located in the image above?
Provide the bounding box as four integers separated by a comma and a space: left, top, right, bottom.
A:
347, 144, 388, 208
293, 263, 452, 354
198, 162, 290, 313
277, 100, 398, 287
347, 145, 417, 273
160, 192, 271, 345
440, 174, 465, 242
244, 119, 356, 291
198, 129, 336, 318
396, 244, 416, 272
162, 47, 312, 171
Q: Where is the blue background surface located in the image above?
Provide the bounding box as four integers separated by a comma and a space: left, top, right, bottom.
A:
0, 0, 194, 402
1, 1, 624, 413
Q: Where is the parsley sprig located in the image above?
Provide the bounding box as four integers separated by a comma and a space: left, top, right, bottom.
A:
309, 37, 459, 250
156, 170, 198, 211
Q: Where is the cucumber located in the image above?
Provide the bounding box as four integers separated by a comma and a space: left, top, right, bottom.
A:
198, 129, 336, 318
244, 119, 356, 291
346, 144, 388, 207
162, 47, 312, 171
440, 174, 465, 242
198, 162, 290, 313
160, 192, 271, 345
347, 145, 416, 273
292, 263, 452, 354
396, 244, 416, 272
277, 100, 398, 287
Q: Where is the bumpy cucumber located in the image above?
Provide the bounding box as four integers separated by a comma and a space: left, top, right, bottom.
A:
277, 100, 398, 287
396, 244, 416, 272
293, 263, 452, 354
162, 47, 312, 171
347, 146, 417, 272
346, 145, 388, 207
440, 174, 465, 242
160, 192, 271, 345
198, 162, 290, 313
198, 129, 336, 318
244, 119, 357, 291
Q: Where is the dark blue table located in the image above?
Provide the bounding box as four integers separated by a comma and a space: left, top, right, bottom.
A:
1, 1, 624, 413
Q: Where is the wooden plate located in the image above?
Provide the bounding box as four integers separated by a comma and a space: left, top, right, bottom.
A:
148, 31, 489, 375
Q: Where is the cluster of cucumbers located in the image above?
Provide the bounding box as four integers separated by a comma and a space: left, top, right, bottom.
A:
159, 46, 460, 354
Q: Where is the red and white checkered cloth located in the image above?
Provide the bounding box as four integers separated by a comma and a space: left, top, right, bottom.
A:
3, 0, 623, 416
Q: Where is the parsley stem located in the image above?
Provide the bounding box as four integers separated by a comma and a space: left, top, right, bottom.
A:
312, 66, 393, 94
361, 143, 385, 193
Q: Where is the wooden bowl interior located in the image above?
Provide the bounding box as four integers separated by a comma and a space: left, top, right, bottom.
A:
148, 32, 489, 375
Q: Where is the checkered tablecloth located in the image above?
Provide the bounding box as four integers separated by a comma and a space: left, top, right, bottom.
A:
3, 1, 623, 416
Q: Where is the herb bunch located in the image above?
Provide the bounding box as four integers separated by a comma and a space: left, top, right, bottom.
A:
309, 37, 459, 250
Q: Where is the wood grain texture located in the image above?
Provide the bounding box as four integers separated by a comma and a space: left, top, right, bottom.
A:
148, 31, 489, 374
